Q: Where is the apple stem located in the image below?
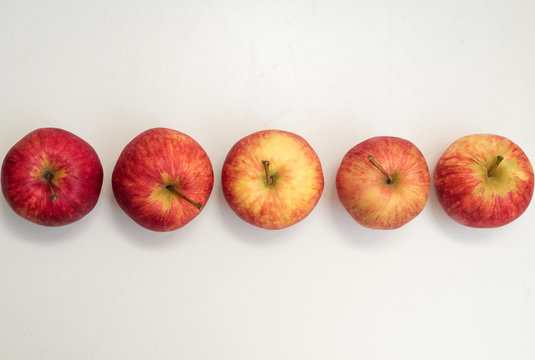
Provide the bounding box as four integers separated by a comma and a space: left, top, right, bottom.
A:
44, 172, 58, 201
166, 185, 203, 210
368, 155, 392, 184
262, 160, 274, 185
487, 155, 504, 177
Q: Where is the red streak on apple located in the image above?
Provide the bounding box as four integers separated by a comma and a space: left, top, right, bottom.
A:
434, 134, 534, 228
112, 128, 214, 232
222, 129, 324, 230
336, 136, 430, 229
1, 128, 103, 226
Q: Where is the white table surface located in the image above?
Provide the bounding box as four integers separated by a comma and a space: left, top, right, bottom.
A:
1, 1, 534, 359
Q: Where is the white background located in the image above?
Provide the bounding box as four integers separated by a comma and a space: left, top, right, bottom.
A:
1, 0, 534, 359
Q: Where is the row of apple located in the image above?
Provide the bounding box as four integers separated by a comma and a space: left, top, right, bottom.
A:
1, 127, 533, 231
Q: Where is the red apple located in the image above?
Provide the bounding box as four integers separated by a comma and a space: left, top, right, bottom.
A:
434, 134, 534, 228
112, 128, 213, 232
221, 129, 324, 230
336, 136, 430, 229
1, 128, 103, 226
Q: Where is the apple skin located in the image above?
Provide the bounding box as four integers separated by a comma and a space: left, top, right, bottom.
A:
434, 134, 534, 228
112, 128, 214, 232
221, 129, 324, 230
1, 128, 103, 226
336, 136, 430, 230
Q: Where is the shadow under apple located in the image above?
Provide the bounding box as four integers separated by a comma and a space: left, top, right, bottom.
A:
426, 185, 505, 243
213, 183, 301, 247
324, 168, 402, 249
0, 198, 92, 245
105, 188, 186, 250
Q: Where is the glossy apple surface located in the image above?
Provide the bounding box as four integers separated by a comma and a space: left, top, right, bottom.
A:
222, 129, 324, 230
336, 136, 430, 229
112, 128, 213, 232
1, 128, 103, 226
434, 134, 533, 228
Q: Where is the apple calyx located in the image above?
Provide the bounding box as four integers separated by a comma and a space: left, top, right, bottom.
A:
487, 155, 504, 177
262, 160, 275, 185
368, 155, 393, 184
165, 185, 203, 210
44, 171, 58, 200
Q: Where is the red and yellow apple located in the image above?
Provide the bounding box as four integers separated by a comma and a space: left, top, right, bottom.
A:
434, 134, 533, 228
1, 128, 103, 226
112, 128, 213, 232
221, 129, 324, 230
336, 136, 430, 229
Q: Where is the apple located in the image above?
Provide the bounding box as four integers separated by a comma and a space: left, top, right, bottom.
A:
336, 136, 430, 229
221, 129, 324, 230
434, 134, 534, 228
1, 128, 103, 226
112, 128, 213, 232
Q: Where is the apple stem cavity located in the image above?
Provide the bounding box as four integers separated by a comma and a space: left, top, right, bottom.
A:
44, 172, 58, 201
262, 160, 275, 185
368, 155, 393, 184
487, 155, 504, 177
166, 185, 203, 210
